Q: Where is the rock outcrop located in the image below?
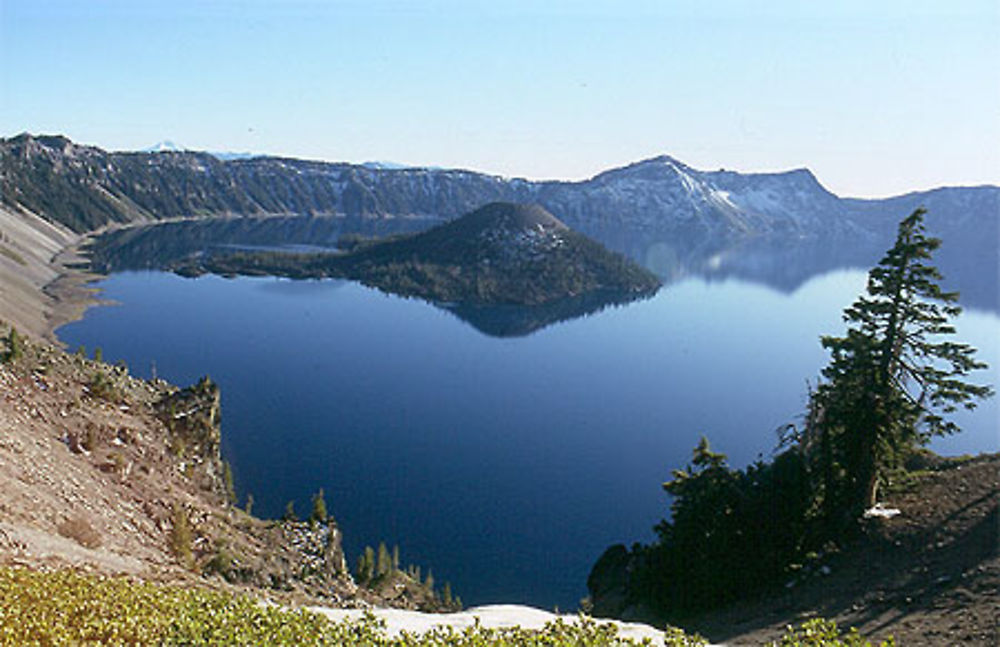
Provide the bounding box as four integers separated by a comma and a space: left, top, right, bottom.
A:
0, 328, 454, 610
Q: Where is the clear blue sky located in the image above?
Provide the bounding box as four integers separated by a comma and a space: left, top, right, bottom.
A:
2, 0, 997, 197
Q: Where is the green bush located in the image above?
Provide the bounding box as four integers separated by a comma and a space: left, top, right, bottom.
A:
310, 487, 328, 524
2, 326, 24, 363
169, 504, 194, 569
88, 370, 121, 401
772, 618, 895, 647
0, 566, 691, 646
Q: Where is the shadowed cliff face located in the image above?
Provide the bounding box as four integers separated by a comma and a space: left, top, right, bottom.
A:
5, 134, 997, 250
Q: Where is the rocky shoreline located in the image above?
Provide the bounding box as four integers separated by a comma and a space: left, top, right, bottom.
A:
0, 206, 89, 343
0, 328, 458, 613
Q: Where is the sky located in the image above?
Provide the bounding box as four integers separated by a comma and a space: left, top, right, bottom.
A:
1, 0, 998, 198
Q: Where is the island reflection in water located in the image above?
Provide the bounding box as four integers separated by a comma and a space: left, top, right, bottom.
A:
88, 215, 998, 337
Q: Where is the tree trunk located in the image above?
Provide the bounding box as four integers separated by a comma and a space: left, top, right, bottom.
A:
865, 472, 879, 509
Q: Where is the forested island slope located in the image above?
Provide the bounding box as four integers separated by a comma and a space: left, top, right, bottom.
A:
170, 202, 661, 306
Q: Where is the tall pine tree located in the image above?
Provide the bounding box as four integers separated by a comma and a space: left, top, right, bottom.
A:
809, 208, 991, 515
310, 488, 328, 524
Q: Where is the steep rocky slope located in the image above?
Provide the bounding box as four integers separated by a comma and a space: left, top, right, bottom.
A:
0, 206, 91, 342
4, 134, 996, 249
0, 329, 447, 611
701, 453, 998, 645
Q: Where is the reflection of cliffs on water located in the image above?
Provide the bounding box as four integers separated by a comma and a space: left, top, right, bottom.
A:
86, 215, 441, 273
87, 215, 998, 319
439, 290, 655, 338
616, 232, 996, 313
626, 234, 882, 290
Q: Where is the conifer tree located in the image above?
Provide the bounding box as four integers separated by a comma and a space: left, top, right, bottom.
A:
376, 542, 392, 577
363, 545, 376, 582
424, 569, 434, 592
169, 504, 194, 570
310, 488, 328, 524
283, 500, 297, 522
355, 548, 374, 585
809, 208, 992, 514
222, 461, 236, 505
7, 327, 23, 362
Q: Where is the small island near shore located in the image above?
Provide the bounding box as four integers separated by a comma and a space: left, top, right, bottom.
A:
165, 202, 662, 307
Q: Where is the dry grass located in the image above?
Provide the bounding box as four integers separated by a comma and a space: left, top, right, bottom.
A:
57, 515, 103, 549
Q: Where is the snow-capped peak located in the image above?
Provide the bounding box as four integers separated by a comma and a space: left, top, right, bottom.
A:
143, 140, 186, 153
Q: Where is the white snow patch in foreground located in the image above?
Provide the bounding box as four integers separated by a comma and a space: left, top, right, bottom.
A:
311, 604, 699, 644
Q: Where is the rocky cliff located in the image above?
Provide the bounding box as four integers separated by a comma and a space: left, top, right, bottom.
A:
4, 133, 996, 250
0, 327, 448, 611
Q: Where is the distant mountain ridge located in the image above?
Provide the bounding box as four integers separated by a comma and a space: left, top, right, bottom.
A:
1, 133, 996, 254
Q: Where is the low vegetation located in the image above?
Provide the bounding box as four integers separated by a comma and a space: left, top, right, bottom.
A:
56, 515, 103, 549
0, 566, 888, 646
2, 325, 22, 362
776, 619, 896, 647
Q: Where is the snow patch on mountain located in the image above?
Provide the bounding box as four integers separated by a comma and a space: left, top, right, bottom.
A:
142, 140, 187, 153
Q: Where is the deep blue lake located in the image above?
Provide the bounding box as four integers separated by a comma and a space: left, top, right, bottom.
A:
57, 269, 999, 610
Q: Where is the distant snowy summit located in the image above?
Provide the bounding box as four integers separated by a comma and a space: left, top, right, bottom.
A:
142, 140, 256, 161
2, 133, 995, 256
209, 150, 258, 161
142, 140, 187, 153
362, 160, 444, 172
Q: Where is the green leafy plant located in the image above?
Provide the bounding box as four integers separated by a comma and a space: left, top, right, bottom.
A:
0, 566, 684, 645
283, 500, 298, 522
222, 461, 237, 505
773, 618, 895, 646
88, 370, 121, 401
310, 487, 328, 524
5, 326, 23, 362
169, 503, 194, 570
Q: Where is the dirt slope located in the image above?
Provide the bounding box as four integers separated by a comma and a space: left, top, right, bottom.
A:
0, 206, 97, 343
687, 454, 999, 645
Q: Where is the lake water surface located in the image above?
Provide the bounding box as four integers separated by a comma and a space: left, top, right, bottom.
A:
57, 269, 999, 609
